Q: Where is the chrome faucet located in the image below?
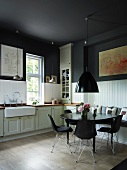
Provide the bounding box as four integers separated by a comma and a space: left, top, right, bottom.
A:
13, 92, 21, 105
4, 92, 22, 106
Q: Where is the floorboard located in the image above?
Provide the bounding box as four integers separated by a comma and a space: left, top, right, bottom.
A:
0, 132, 126, 170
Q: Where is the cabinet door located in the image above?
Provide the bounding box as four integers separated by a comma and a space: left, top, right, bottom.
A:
36, 107, 52, 130
21, 116, 35, 133
60, 43, 72, 68
60, 43, 72, 104
52, 106, 64, 126
61, 68, 71, 103
4, 117, 20, 136
0, 110, 4, 137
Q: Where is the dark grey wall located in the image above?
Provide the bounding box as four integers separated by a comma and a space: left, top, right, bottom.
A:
72, 41, 84, 82
72, 26, 127, 82
0, 29, 60, 83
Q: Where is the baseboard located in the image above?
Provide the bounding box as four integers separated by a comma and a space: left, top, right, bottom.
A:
0, 128, 52, 142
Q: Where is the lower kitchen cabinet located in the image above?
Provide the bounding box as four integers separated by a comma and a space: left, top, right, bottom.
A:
4, 116, 35, 136
21, 116, 35, 133
0, 109, 4, 137
4, 117, 20, 136
3, 106, 64, 137
52, 106, 64, 126
35, 107, 52, 130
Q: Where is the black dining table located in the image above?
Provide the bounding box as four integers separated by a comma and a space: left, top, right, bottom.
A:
60, 112, 117, 152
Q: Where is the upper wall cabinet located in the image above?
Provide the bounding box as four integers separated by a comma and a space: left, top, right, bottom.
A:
60, 43, 72, 68
59, 43, 72, 104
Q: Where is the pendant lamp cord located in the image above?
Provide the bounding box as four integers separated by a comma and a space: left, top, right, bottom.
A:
85, 17, 88, 72
16, 30, 19, 75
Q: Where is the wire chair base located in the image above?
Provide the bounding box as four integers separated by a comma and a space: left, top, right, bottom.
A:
51, 133, 72, 153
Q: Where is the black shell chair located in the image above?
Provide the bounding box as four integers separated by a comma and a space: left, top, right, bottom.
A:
64, 110, 78, 143
97, 115, 123, 154
48, 114, 73, 153
74, 119, 97, 163
64, 110, 77, 125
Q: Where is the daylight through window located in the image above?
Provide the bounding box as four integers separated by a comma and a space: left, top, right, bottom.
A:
26, 53, 44, 104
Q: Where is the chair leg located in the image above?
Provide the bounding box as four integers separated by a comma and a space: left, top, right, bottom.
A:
63, 135, 72, 153
115, 133, 119, 143
76, 140, 85, 162
107, 133, 109, 147
51, 133, 59, 153
88, 140, 96, 163
75, 139, 96, 163
51, 133, 72, 153
97, 132, 107, 150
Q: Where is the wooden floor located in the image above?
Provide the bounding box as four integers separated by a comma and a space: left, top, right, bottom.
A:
0, 132, 127, 170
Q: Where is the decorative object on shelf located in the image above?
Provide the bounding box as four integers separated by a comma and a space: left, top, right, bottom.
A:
78, 102, 90, 119
75, 17, 99, 93
50, 75, 57, 83
46, 76, 50, 83
49, 64, 56, 83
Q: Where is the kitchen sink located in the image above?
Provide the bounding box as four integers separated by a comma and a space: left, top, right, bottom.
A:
4, 106, 36, 118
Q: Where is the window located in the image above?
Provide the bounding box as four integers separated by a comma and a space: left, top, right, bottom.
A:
26, 53, 44, 104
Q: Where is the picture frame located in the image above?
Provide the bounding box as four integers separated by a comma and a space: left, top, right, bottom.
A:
51, 75, 57, 83
1, 44, 23, 77
46, 76, 50, 83
99, 45, 127, 77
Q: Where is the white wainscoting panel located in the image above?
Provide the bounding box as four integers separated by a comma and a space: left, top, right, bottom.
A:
72, 83, 88, 103
44, 83, 61, 103
0, 80, 26, 104
89, 79, 127, 108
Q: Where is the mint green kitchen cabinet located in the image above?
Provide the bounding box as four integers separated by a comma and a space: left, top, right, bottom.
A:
35, 107, 52, 130
4, 115, 35, 136
59, 43, 72, 104
0, 109, 4, 137
52, 106, 64, 126
4, 117, 20, 136
21, 116, 35, 133
3, 106, 64, 137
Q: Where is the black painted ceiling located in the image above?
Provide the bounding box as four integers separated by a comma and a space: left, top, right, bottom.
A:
0, 0, 127, 46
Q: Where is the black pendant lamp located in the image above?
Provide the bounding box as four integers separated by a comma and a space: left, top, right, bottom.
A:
75, 17, 99, 93
13, 30, 22, 80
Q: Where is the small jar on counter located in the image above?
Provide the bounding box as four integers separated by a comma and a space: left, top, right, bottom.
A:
52, 99, 55, 104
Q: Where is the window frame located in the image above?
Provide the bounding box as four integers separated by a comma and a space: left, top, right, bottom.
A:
26, 53, 44, 104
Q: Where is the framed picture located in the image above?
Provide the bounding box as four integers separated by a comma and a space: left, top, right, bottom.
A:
1, 44, 23, 77
46, 76, 50, 83
51, 75, 57, 83
99, 45, 127, 77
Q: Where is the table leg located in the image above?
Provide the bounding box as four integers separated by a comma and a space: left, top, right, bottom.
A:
66, 120, 69, 144
93, 136, 95, 152
93, 123, 96, 153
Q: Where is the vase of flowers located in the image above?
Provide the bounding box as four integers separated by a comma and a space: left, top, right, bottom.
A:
78, 102, 90, 119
